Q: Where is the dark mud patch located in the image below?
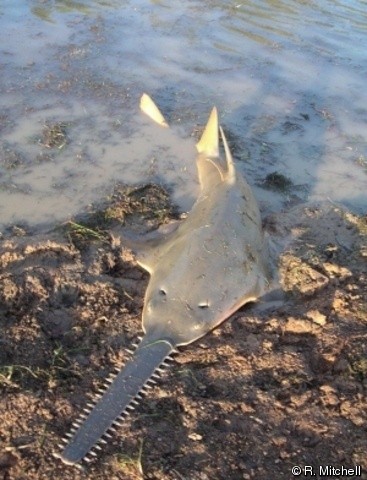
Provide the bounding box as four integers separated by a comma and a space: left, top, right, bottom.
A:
0, 192, 366, 480
262, 171, 293, 193
0, 144, 28, 170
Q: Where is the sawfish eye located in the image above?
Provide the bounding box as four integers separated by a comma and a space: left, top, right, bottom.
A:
198, 302, 209, 309
159, 289, 167, 296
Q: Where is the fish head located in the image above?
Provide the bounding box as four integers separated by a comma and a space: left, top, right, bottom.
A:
141, 276, 222, 346
141, 238, 265, 347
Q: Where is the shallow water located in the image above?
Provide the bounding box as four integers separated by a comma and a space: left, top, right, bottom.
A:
0, 0, 366, 228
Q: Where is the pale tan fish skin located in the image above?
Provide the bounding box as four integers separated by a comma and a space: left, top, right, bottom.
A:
140, 92, 169, 127
138, 98, 269, 346
55, 94, 269, 466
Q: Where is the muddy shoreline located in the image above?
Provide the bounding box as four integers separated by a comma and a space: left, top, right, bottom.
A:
0, 187, 366, 480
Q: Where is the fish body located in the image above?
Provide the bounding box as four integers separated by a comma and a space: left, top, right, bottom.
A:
140, 125, 268, 346
55, 95, 269, 466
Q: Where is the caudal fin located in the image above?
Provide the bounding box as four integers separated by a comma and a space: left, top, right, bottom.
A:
219, 126, 236, 183
140, 93, 169, 128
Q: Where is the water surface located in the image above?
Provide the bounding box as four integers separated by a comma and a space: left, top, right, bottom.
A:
0, 0, 366, 228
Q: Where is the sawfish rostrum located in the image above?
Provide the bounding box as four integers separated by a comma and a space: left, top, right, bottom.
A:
55, 95, 269, 466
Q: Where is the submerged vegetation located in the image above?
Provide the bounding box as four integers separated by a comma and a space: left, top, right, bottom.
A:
39, 122, 68, 150
64, 220, 110, 246
63, 183, 178, 249
103, 183, 178, 226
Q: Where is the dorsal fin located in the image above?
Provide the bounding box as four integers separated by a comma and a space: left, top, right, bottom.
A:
219, 126, 236, 183
196, 107, 219, 157
140, 93, 169, 128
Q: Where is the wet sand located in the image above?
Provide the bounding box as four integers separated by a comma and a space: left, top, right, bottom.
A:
1, 189, 366, 480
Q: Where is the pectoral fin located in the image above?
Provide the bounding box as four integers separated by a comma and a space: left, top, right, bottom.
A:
120, 221, 181, 273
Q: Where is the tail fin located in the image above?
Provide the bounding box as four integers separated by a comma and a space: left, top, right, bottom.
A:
140, 93, 169, 128
219, 126, 236, 183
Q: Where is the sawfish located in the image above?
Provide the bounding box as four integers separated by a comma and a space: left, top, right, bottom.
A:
55, 94, 269, 466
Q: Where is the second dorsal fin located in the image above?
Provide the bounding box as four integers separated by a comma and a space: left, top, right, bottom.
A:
196, 107, 219, 158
